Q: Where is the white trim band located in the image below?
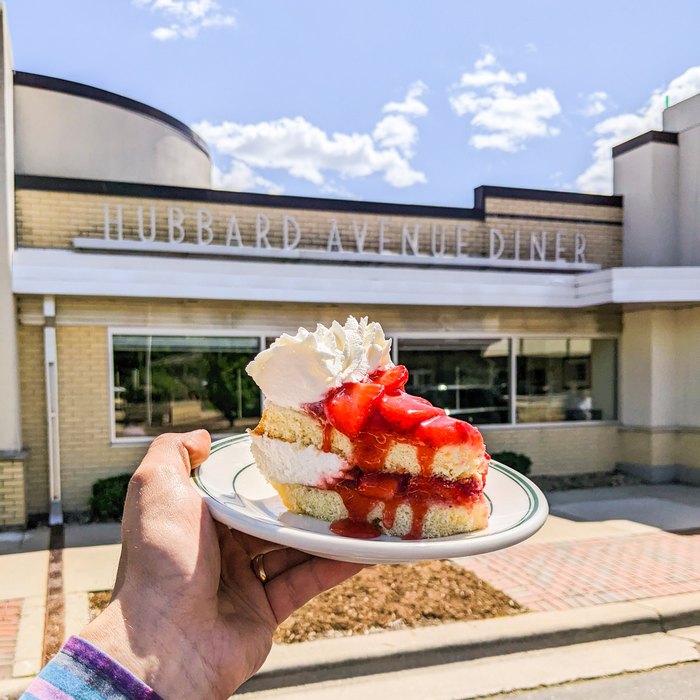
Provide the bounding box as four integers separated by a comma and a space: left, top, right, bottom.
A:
12, 249, 700, 307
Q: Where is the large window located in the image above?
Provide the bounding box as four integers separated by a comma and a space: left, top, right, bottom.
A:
112, 335, 261, 439
398, 335, 616, 427
399, 338, 510, 424
111, 332, 618, 440
516, 338, 616, 423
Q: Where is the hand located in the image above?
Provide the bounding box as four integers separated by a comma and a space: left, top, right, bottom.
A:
80, 430, 364, 698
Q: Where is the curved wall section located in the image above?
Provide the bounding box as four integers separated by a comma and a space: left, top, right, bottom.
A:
13, 74, 211, 188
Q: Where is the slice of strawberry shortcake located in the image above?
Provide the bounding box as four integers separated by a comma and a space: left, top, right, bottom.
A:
246, 317, 489, 540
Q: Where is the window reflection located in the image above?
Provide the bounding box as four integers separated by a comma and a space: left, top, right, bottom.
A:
516, 338, 616, 422
398, 338, 510, 425
112, 335, 261, 438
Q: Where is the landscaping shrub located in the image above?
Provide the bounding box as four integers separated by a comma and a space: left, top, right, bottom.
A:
89, 473, 132, 522
489, 451, 532, 475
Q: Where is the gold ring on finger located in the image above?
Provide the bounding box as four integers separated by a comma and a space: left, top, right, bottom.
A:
251, 553, 268, 584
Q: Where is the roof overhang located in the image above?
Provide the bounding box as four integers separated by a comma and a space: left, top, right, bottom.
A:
12, 248, 700, 308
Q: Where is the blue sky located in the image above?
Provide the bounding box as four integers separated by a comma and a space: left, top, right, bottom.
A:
5, 0, 700, 206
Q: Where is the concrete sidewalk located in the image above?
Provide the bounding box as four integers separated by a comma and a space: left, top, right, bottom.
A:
1, 483, 700, 697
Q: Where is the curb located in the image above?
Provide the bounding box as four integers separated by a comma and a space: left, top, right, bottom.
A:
239, 591, 700, 694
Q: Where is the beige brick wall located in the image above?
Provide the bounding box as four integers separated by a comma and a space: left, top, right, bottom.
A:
16, 295, 622, 337
15, 189, 622, 269
484, 217, 622, 269
56, 326, 147, 513
0, 459, 26, 527
17, 325, 49, 515
482, 425, 619, 475
16, 189, 483, 255
484, 197, 623, 223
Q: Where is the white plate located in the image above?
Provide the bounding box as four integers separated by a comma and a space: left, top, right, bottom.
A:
191, 434, 549, 564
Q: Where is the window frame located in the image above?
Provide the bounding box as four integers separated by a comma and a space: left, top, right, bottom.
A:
108, 327, 267, 445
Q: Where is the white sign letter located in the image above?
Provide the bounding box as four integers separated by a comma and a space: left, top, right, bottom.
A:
226, 215, 243, 247
255, 213, 271, 248
136, 206, 156, 242
574, 232, 587, 263
530, 231, 547, 261
401, 223, 420, 256
104, 204, 123, 240
514, 229, 521, 261
282, 215, 301, 250
196, 209, 214, 245
430, 223, 446, 256
327, 220, 344, 252
352, 219, 368, 254
554, 230, 566, 263
167, 207, 185, 243
456, 224, 469, 257
489, 228, 505, 259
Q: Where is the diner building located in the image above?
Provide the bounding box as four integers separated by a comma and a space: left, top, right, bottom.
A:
0, 9, 699, 526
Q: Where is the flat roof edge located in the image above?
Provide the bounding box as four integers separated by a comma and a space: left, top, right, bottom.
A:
14, 174, 484, 219
612, 130, 678, 159
475, 185, 622, 208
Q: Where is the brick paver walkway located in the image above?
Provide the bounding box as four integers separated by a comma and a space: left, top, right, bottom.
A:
461, 532, 700, 611
0, 599, 22, 679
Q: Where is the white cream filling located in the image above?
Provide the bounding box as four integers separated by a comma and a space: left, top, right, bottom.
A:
250, 433, 350, 487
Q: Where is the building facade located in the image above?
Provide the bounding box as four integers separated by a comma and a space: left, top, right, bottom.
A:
0, 9, 699, 527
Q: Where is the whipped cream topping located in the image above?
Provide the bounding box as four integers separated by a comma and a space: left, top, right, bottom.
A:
245, 316, 393, 408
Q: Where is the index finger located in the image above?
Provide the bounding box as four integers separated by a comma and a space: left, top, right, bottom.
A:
264, 557, 365, 624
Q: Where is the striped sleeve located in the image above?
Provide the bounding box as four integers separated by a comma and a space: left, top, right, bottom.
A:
20, 636, 163, 700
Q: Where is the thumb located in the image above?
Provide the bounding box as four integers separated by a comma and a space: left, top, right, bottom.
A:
181, 429, 212, 468
136, 430, 212, 487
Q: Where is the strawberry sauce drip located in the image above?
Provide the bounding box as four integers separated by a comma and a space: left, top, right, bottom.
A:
416, 444, 437, 477
303, 365, 487, 540
330, 518, 381, 539
322, 422, 333, 453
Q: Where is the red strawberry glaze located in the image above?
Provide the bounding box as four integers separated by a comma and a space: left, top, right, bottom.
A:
330, 519, 381, 539
301, 365, 487, 540
329, 471, 484, 539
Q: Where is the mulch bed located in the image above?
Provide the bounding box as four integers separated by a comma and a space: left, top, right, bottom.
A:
89, 560, 522, 644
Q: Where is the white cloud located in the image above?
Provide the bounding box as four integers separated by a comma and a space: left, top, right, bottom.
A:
133, 0, 236, 41
194, 82, 428, 194
576, 66, 700, 193
383, 80, 429, 116
212, 162, 283, 195
581, 91, 608, 117
372, 114, 418, 157
450, 51, 560, 152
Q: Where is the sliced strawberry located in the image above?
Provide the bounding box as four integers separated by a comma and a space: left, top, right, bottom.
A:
357, 472, 404, 500
414, 414, 479, 447
324, 382, 385, 438
371, 365, 409, 392
378, 391, 442, 432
